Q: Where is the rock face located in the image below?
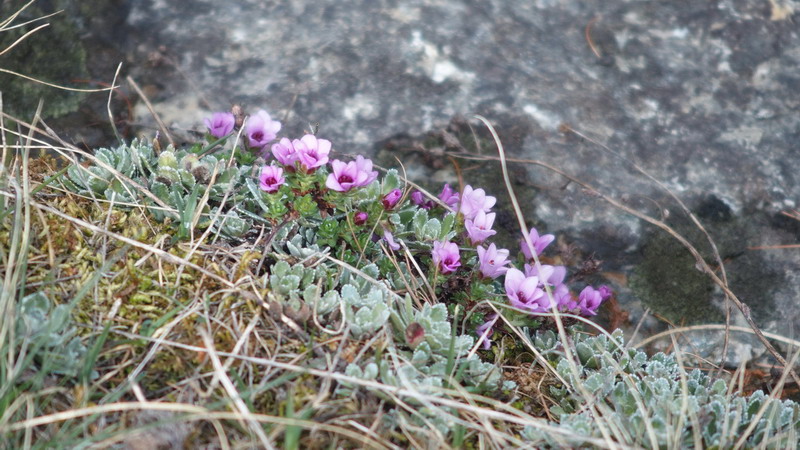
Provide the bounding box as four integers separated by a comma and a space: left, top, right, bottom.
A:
115, 0, 800, 360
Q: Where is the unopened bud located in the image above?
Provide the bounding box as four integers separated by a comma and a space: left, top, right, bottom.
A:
382, 189, 402, 209
354, 211, 368, 225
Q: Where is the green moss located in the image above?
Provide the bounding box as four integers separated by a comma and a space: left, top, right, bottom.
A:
629, 195, 783, 325
0, 1, 88, 118
629, 228, 719, 324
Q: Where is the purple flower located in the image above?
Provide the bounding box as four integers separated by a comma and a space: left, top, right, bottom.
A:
598, 285, 613, 301
520, 227, 555, 260
411, 191, 435, 209
246, 110, 281, 149
383, 229, 401, 251
294, 134, 331, 171
476, 314, 498, 350
438, 183, 460, 209
204, 112, 235, 138
258, 164, 285, 193
524, 264, 567, 287
504, 268, 549, 312
382, 189, 403, 210
554, 284, 577, 311
432, 241, 461, 274
465, 210, 497, 245
459, 185, 496, 220
354, 211, 368, 226
476, 243, 510, 279
271, 138, 299, 167
524, 264, 575, 311
325, 156, 378, 192
577, 286, 604, 316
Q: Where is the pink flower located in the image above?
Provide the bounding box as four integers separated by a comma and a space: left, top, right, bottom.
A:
465, 210, 497, 245
258, 164, 285, 193
325, 156, 378, 192
476, 243, 510, 279
598, 285, 613, 301
476, 314, 498, 350
294, 134, 331, 171
383, 229, 400, 251
271, 138, 299, 167
554, 284, 577, 311
246, 110, 281, 149
382, 189, 402, 209
577, 286, 604, 316
524, 264, 567, 286
520, 227, 555, 260
504, 268, 548, 312
354, 211, 368, 226
459, 185, 496, 220
523, 263, 575, 312
432, 241, 461, 274
438, 184, 460, 209
204, 112, 235, 138
411, 191, 434, 209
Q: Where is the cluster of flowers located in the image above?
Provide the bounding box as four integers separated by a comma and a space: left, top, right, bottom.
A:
206, 109, 381, 196
204, 108, 611, 350
206, 109, 282, 149
413, 183, 612, 348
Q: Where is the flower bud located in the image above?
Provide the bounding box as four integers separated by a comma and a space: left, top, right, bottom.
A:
382, 189, 402, 209
354, 211, 368, 225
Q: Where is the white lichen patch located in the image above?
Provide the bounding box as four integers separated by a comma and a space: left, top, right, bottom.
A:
133, 95, 204, 132
718, 125, 764, 148
408, 31, 475, 84
522, 104, 561, 131
342, 94, 379, 121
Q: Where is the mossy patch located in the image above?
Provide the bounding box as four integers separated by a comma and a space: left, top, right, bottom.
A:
629, 194, 783, 325
0, 1, 89, 118
629, 227, 719, 324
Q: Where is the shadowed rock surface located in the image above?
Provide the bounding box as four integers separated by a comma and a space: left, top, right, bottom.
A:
10, 0, 800, 364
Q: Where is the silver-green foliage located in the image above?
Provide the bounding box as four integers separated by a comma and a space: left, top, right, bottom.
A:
340, 303, 515, 435
524, 329, 800, 448
268, 259, 333, 312
63, 140, 250, 237
64, 143, 145, 202
16, 292, 87, 377
266, 234, 392, 338
339, 283, 391, 337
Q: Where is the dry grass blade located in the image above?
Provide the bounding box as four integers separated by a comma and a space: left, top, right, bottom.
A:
733, 348, 800, 449
0, 0, 38, 30
106, 62, 124, 144
0, 68, 116, 93
1, 402, 395, 449
0, 22, 48, 57
0, 2, 115, 93
634, 324, 800, 350
200, 331, 274, 448
127, 76, 174, 147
